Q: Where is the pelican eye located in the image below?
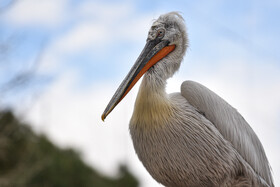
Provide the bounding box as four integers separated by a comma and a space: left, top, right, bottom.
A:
157, 29, 165, 38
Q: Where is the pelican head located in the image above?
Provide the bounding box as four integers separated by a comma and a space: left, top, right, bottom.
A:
102, 12, 188, 121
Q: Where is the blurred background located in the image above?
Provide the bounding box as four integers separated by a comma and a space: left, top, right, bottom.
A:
0, 0, 279, 186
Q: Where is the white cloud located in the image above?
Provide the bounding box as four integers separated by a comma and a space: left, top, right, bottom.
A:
77, 1, 133, 23
53, 22, 109, 53
37, 52, 62, 74
3, 0, 67, 27
2, 0, 156, 76
50, 1, 153, 54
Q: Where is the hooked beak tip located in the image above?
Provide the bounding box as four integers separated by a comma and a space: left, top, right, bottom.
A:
101, 113, 106, 122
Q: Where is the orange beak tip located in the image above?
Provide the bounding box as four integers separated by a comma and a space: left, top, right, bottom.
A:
101, 114, 106, 122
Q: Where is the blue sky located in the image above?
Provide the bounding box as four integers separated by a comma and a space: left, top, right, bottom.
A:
1, 0, 279, 85
1, 0, 280, 186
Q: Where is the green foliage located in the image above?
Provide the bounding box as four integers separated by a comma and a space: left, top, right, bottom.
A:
0, 110, 139, 187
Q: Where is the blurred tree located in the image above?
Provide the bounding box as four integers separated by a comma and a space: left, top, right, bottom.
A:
0, 110, 139, 187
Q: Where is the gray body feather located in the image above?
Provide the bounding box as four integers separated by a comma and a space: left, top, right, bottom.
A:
130, 79, 273, 187
181, 81, 274, 187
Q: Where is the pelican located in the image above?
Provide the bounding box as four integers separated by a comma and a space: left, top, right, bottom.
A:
102, 12, 274, 187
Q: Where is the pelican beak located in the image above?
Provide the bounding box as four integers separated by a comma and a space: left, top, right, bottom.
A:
101, 39, 175, 121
